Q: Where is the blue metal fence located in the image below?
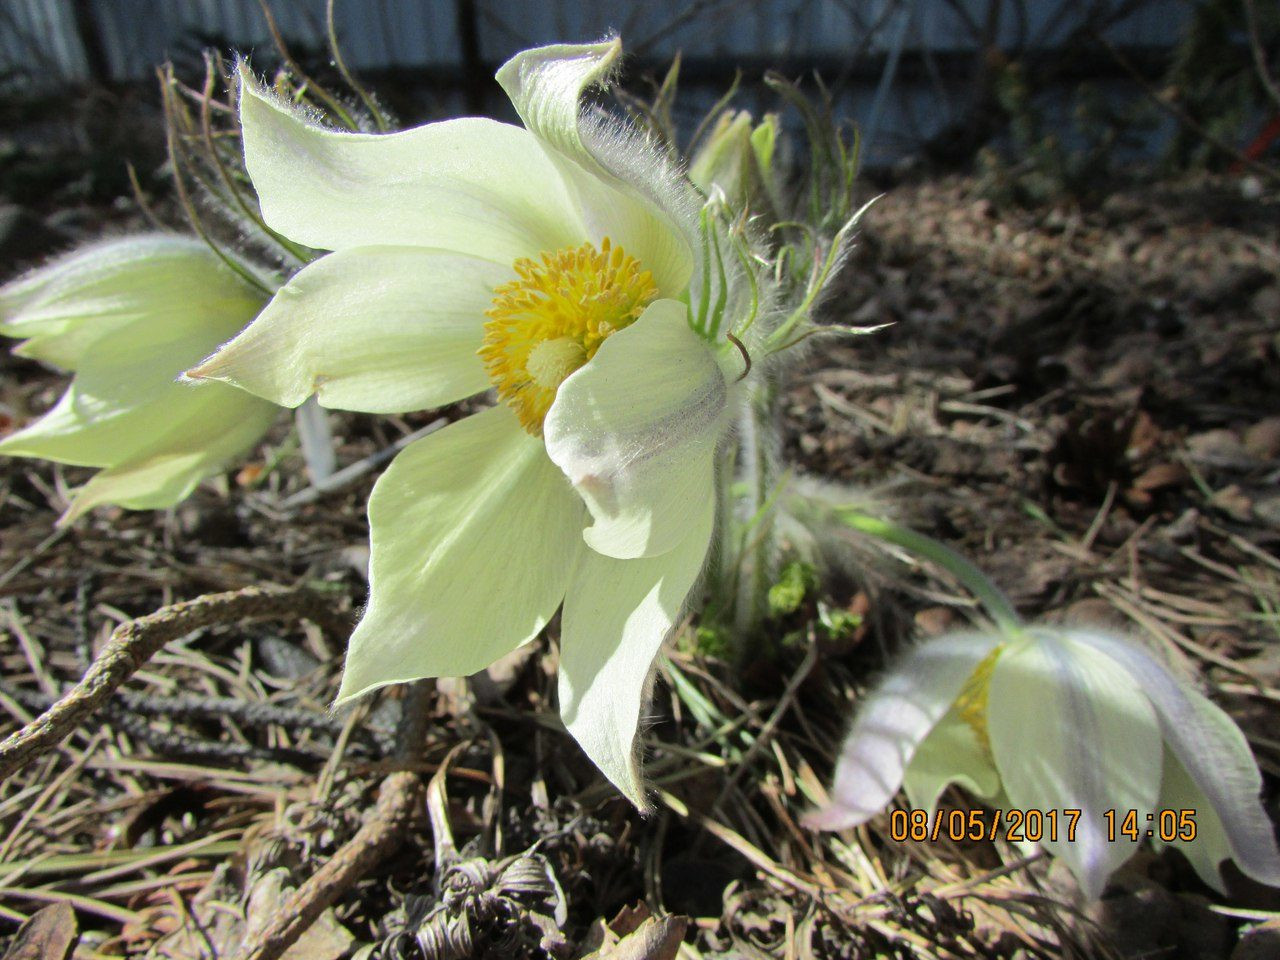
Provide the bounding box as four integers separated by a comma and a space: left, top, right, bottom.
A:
0, 0, 1195, 164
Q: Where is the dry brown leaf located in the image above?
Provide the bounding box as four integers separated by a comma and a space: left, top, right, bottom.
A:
581, 914, 688, 960
0, 903, 78, 960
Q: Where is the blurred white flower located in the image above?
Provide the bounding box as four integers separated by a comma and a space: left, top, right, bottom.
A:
0, 236, 279, 524
806, 627, 1280, 899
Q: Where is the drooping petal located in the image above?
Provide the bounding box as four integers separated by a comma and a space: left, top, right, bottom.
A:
544, 299, 730, 560
335, 406, 584, 703
558, 492, 714, 809
239, 68, 584, 262
902, 706, 1001, 816
1, 235, 267, 369
495, 40, 695, 296
804, 632, 1000, 831
189, 247, 506, 413
1152, 749, 1234, 893
0, 364, 271, 470
1071, 629, 1280, 887
57, 389, 279, 524
2, 339, 279, 522
988, 635, 1162, 900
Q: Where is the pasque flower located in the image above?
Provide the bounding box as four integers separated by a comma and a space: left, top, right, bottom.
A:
0, 236, 279, 524
188, 39, 751, 805
806, 627, 1280, 899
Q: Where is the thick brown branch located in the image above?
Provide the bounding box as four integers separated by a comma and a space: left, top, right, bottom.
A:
0, 585, 345, 783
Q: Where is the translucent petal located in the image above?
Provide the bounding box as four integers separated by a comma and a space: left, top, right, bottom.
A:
988, 635, 1162, 900
188, 247, 506, 413
543, 300, 729, 560
335, 406, 584, 703
1, 235, 265, 369
804, 632, 999, 831
558, 493, 714, 810
902, 706, 1001, 816
1153, 749, 1234, 893
495, 40, 694, 296
239, 68, 583, 262
1070, 629, 1280, 887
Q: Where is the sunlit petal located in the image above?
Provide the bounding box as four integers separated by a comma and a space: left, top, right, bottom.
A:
558, 494, 714, 809
1071, 630, 1280, 887
239, 67, 583, 261
544, 299, 730, 559
336, 406, 584, 703
495, 40, 694, 295
189, 247, 505, 413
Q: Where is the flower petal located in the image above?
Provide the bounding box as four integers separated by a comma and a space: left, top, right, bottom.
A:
57, 390, 279, 525
804, 632, 999, 831
495, 40, 695, 296
544, 299, 730, 560
0, 370, 270, 469
902, 706, 1001, 816
1070, 629, 1280, 887
988, 635, 1162, 900
558, 492, 714, 809
0, 235, 279, 520
239, 69, 583, 262
189, 247, 506, 413
1153, 749, 1235, 893
335, 405, 584, 703
1, 235, 266, 369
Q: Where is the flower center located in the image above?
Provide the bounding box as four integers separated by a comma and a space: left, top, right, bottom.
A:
480, 238, 657, 435
953, 645, 1003, 756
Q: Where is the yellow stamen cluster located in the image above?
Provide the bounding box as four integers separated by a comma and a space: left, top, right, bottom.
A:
953, 645, 1003, 757
480, 238, 657, 435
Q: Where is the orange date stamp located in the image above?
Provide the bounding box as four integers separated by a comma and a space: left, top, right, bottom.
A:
889, 808, 1198, 843
890, 808, 1083, 843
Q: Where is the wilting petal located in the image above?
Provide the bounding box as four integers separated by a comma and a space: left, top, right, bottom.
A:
544, 300, 729, 560
189, 247, 506, 413
558, 493, 713, 809
1071, 629, 1280, 887
495, 40, 694, 296
988, 635, 1161, 900
1, 235, 266, 369
902, 706, 1001, 815
336, 406, 584, 702
239, 68, 583, 262
804, 632, 999, 831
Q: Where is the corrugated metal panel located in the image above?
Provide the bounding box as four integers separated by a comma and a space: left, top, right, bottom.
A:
0, 0, 1201, 166
0, 0, 1195, 84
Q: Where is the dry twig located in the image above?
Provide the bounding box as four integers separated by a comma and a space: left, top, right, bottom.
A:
0, 585, 344, 783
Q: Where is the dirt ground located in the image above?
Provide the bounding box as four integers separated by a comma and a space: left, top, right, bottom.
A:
1, 172, 1278, 959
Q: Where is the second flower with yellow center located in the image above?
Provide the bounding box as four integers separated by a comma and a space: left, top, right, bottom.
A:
480, 237, 657, 435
